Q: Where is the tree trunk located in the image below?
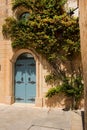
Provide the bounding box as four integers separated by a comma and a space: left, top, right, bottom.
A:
79, 1, 87, 130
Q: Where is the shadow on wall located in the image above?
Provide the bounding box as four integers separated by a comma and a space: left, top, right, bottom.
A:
45, 94, 84, 110
45, 94, 72, 109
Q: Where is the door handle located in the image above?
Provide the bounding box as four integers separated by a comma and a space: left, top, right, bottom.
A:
21, 77, 23, 81
28, 77, 31, 81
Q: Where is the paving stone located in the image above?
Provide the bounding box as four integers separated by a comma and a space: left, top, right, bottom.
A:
0, 104, 83, 130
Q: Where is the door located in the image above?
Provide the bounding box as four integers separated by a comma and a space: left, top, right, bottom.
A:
14, 53, 36, 103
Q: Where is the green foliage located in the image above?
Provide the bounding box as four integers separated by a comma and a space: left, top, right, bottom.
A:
46, 86, 61, 98
12, 0, 32, 10
12, 0, 67, 15
61, 76, 84, 100
2, 17, 17, 39
46, 74, 84, 109
3, 0, 80, 59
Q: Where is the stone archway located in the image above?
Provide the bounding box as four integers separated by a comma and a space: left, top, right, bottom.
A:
10, 49, 43, 105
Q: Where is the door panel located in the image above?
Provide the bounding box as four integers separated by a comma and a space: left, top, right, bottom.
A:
26, 59, 36, 103
15, 60, 25, 103
15, 56, 36, 103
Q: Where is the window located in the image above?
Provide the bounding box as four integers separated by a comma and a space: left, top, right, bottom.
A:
19, 12, 30, 21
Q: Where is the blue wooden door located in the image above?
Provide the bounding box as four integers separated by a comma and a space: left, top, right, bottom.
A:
14, 53, 36, 103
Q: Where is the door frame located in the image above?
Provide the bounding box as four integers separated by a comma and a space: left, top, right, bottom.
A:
10, 49, 41, 105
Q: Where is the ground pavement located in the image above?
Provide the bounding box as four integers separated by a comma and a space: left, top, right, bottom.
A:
0, 103, 83, 130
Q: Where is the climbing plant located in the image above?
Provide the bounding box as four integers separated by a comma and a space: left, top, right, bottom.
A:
3, 0, 80, 76
2, 0, 83, 108
3, 0, 80, 58
46, 70, 84, 109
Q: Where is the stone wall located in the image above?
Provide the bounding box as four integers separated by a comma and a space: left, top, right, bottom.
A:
0, 0, 83, 108
0, 0, 13, 103
79, 0, 87, 129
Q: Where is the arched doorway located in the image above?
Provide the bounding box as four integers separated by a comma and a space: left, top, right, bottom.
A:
14, 53, 36, 103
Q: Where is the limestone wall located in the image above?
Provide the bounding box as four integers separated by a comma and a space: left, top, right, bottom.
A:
0, 0, 13, 103
0, 0, 83, 108
79, 0, 87, 128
